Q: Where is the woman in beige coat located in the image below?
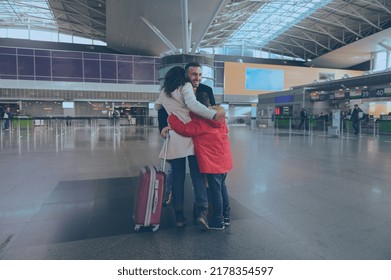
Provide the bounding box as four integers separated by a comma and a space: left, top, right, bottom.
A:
155, 66, 225, 230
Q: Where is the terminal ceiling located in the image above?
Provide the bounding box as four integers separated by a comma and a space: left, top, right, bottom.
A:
2, 0, 391, 69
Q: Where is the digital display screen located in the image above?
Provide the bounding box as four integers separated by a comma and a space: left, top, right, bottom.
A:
245, 68, 284, 91
62, 101, 75, 109
275, 95, 294, 103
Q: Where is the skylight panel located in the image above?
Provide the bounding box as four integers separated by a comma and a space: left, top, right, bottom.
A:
227, 0, 333, 47
0, 1, 106, 46
0, 0, 56, 29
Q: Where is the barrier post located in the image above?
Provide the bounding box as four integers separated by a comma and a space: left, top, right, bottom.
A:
376, 119, 380, 137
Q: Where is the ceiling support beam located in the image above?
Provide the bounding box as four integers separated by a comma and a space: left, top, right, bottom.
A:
378, 42, 391, 51
315, 23, 345, 45
329, 15, 363, 39
324, 4, 381, 31
53, 4, 105, 27
72, 0, 106, 17
140, 16, 177, 52
291, 24, 331, 37
278, 45, 303, 60
191, 0, 227, 54
302, 33, 332, 51
361, 0, 391, 15
346, 5, 382, 31
289, 38, 318, 57
181, 0, 189, 54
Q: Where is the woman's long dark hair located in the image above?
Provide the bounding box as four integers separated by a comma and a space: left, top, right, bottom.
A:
162, 66, 190, 97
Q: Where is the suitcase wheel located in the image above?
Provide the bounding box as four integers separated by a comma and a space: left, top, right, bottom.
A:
134, 225, 141, 232
152, 224, 160, 232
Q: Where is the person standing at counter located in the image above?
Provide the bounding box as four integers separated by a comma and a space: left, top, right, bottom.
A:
351, 104, 363, 135
3, 107, 12, 130
298, 108, 308, 130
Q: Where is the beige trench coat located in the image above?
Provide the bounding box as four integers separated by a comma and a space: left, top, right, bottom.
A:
155, 82, 216, 160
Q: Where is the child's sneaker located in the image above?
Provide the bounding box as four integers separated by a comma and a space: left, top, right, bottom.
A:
223, 216, 231, 226
223, 206, 231, 226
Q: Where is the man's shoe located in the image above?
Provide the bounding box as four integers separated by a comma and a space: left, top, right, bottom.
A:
175, 212, 187, 228
223, 216, 231, 226
209, 222, 225, 231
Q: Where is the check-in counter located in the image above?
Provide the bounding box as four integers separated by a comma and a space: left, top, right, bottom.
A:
12, 116, 34, 128
379, 115, 391, 134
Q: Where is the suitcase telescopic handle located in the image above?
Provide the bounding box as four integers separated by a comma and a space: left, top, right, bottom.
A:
160, 130, 169, 172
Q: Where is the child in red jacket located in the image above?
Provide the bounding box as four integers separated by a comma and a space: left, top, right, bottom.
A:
168, 92, 233, 230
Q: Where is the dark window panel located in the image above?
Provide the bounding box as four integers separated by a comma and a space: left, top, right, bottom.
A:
118, 61, 133, 81
101, 54, 117, 61
101, 79, 117, 83
83, 53, 99, 59
118, 55, 133, 62
134, 56, 155, 63
101, 60, 117, 80
69, 77, 83, 82
117, 80, 132, 84
134, 62, 155, 81
35, 76, 51, 81
18, 56, 35, 76
0, 47, 16, 54
52, 58, 82, 78
134, 80, 156, 85
35, 57, 51, 76
18, 75, 35, 80
84, 60, 100, 79
215, 67, 224, 85
17, 48, 34, 55
35, 50, 51, 57
84, 78, 101, 83
214, 62, 224, 68
52, 50, 82, 59
53, 77, 83, 82
0, 74, 17, 79
0, 54, 17, 75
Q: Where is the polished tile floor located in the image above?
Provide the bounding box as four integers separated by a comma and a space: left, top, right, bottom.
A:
1, 120, 391, 260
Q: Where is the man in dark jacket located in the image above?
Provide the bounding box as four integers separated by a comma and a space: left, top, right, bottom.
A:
298, 108, 308, 130
351, 104, 362, 135
158, 62, 216, 132
185, 62, 215, 106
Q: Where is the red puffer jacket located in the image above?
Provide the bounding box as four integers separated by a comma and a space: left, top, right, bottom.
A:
168, 112, 233, 174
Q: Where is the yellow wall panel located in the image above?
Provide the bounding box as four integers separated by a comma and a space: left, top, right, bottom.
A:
224, 61, 364, 95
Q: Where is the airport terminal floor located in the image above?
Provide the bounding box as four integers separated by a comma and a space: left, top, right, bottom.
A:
0, 120, 391, 260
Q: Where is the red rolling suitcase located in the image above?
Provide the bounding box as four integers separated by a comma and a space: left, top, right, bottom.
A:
133, 134, 169, 232
133, 165, 165, 232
